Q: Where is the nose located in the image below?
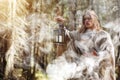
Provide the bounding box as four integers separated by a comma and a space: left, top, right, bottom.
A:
85, 19, 89, 22
85, 19, 89, 23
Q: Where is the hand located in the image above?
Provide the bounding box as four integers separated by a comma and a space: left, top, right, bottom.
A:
54, 16, 66, 23
92, 50, 98, 56
83, 50, 98, 57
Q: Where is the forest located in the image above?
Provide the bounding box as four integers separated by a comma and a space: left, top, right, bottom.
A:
0, 0, 120, 80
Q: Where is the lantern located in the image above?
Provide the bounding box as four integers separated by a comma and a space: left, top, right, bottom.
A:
53, 24, 65, 44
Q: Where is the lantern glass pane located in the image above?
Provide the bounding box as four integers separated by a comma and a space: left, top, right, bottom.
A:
59, 35, 62, 42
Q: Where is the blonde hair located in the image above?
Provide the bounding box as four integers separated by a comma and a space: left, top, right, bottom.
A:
79, 10, 101, 33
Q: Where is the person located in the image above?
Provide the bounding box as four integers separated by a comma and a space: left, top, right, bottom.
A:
46, 10, 115, 80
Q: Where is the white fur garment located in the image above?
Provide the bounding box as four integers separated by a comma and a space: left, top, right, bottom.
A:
47, 29, 115, 80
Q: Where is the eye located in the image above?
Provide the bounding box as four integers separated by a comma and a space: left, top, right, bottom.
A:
83, 14, 92, 21
84, 17, 91, 21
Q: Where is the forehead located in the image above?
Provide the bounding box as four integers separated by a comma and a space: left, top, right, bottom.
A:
83, 14, 91, 18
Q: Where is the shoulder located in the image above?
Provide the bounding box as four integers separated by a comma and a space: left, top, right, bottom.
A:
97, 29, 110, 38
94, 29, 111, 42
97, 29, 108, 35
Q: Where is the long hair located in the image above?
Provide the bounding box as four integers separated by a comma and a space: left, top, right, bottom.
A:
79, 10, 101, 33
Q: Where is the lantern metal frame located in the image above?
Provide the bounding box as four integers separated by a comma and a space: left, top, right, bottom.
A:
53, 24, 65, 44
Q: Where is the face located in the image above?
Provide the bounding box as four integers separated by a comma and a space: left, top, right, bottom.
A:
83, 14, 94, 29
